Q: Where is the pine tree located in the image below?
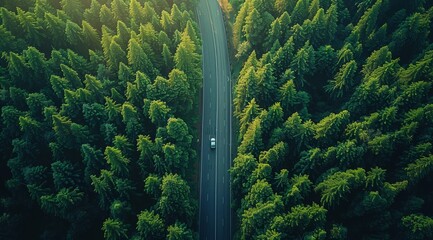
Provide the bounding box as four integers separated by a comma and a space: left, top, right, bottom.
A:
127, 37, 156, 78
102, 218, 129, 240
84, 0, 102, 29
143, 2, 161, 27
60, 63, 82, 89
275, 0, 297, 15
129, 0, 144, 30
256, 63, 277, 107
238, 98, 262, 143
243, 8, 273, 51
315, 168, 366, 206
0, 7, 23, 37
158, 174, 194, 222
0, 24, 19, 53
405, 155, 433, 182
91, 169, 116, 208
174, 31, 201, 94
325, 2, 338, 42
149, 100, 172, 126
259, 142, 288, 169
51, 160, 81, 191
112, 0, 129, 23
235, 67, 259, 116
108, 39, 127, 73
352, 0, 382, 41
239, 117, 264, 157
308, 0, 320, 19
166, 222, 194, 240
325, 60, 358, 97
100, 4, 116, 29
264, 19, 282, 51
16, 8, 44, 47
60, 0, 83, 22
121, 102, 143, 141
290, 41, 315, 87
136, 210, 165, 240
7, 52, 32, 90
162, 44, 174, 76
402, 214, 433, 240
233, 0, 250, 49
65, 20, 84, 52
291, 0, 310, 24
114, 21, 131, 50
310, 8, 328, 47
82, 20, 100, 50
241, 197, 283, 239
315, 110, 350, 143
40, 187, 84, 218
160, 10, 173, 33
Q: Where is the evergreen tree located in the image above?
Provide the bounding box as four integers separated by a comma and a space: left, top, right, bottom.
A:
112, 0, 129, 23
174, 31, 201, 95
100, 4, 116, 29
167, 222, 194, 240
158, 173, 194, 222
84, 0, 102, 29
137, 210, 165, 240
127, 37, 156, 79
60, 0, 83, 23
108, 39, 127, 73
102, 218, 129, 240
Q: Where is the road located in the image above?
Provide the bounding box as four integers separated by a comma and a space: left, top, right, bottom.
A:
197, 0, 232, 239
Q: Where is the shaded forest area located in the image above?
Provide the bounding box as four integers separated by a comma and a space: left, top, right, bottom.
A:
228, 0, 433, 239
0, 0, 202, 239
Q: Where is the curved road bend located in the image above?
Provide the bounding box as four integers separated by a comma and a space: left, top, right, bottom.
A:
197, 0, 232, 239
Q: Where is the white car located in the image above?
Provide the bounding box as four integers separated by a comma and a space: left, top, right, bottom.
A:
210, 137, 216, 149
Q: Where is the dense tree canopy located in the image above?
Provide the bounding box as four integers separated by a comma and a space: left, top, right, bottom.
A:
229, 0, 433, 239
0, 0, 201, 239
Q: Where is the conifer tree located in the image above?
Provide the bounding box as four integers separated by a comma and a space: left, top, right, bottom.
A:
112, 0, 129, 23
108, 39, 127, 73
60, 0, 83, 23
102, 218, 129, 240
127, 38, 156, 78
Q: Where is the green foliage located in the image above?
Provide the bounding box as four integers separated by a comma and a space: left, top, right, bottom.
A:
405, 155, 433, 182
230, 154, 259, 197
51, 161, 81, 190
290, 41, 316, 87
104, 146, 130, 176
40, 187, 84, 218
0, 1, 202, 238
137, 210, 165, 240
166, 221, 194, 240
158, 173, 195, 222
314, 110, 350, 143
127, 37, 156, 78
402, 214, 433, 240
285, 203, 327, 231
286, 174, 313, 206
102, 218, 129, 240
241, 197, 284, 240
239, 117, 264, 157
235, 67, 259, 116
230, 0, 433, 239
315, 168, 366, 206
259, 142, 287, 168
238, 98, 262, 142
325, 60, 358, 97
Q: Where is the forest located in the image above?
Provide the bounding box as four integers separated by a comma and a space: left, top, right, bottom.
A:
1, 0, 433, 239
227, 0, 433, 239
0, 0, 202, 239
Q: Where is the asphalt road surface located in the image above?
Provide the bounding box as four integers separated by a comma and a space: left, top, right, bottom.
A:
197, 0, 232, 239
